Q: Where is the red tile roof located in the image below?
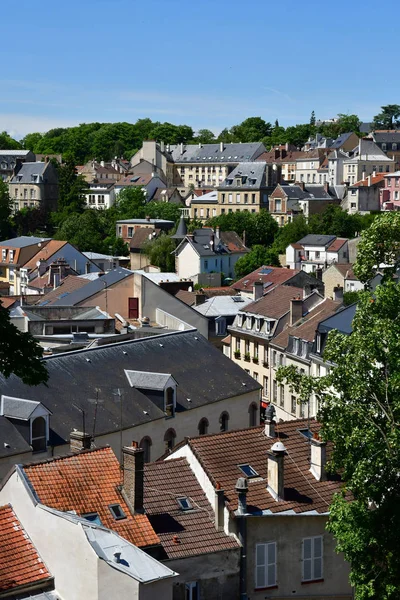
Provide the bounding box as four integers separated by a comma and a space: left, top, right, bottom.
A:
144, 458, 239, 559
327, 238, 348, 252
245, 285, 304, 319
175, 289, 196, 306
23, 241, 67, 271
23, 447, 159, 548
328, 263, 358, 280
0, 504, 52, 593
188, 419, 342, 515
232, 266, 299, 292
352, 173, 386, 187
0, 296, 18, 309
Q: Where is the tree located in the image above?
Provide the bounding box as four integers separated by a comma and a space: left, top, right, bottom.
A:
353, 211, 400, 283
373, 105, 400, 130
12, 206, 50, 237
0, 179, 13, 239
54, 210, 107, 253
195, 129, 216, 144
308, 205, 362, 239
230, 117, 272, 143
114, 187, 147, 220
142, 233, 176, 271
145, 201, 181, 223
310, 111, 316, 126
56, 159, 88, 218
272, 215, 309, 254
21, 132, 43, 151
0, 131, 21, 150
234, 245, 280, 278
207, 211, 278, 247
0, 302, 48, 385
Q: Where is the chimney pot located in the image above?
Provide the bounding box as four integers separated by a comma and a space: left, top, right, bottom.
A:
333, 285, 343, 302
70, 431, 92, 452
310, 437, 327, 481
253, 279, 264, 300
214, 487, 225, 531
220, 141, 224, 153
290, 296, 303, 326
122, 445, 144, 513
267, 442, 286, 501
235, 477, 248, 515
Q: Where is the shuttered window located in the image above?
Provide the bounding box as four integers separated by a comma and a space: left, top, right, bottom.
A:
302, 536, 323, 581
255, 542, 277, 588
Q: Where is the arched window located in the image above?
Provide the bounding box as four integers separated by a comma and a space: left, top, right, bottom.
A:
249, 403, 259, 427
164, 428, 176, 452
198, 418, 209, 436
31, 416, 47, 452
219, 412, 229, 432
139, 437, 152, 463
165, 387, 175, 417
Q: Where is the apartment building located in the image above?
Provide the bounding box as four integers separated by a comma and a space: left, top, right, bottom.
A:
343, 173, 385, 213
286, 234, 349, 273
368, 130, 400, 167
0, 149, 35, 181
295, 149, 327, 184
269, 183, 340, 226
8, 160, 59, 211
256, 145, 306, 182
342, 138, 395, 185
380, 170, 400, 210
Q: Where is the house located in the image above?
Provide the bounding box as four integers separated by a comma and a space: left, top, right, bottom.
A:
227, 285, 324, 411
368, 130, 400, 166
286, 235, 349, 273
303, 131, 359, 153
174, 227, 249, 280
191, 293, 254, 342
294, 149, 328, 185
130, 140, 266, 189
0, 149, 35, 181
77, 158, 129, 183
36, 267, 135, 320
8, 160, 59, 211
0, 236, 51, 295
322, 263, 363, 298
0, 330, 261, 478
343, 172, 385, 213
114, 173, 167, 201
188, 190, 219, 221
83, 251, 120, 271
0, 454, 176, 600
85, 179, 116, 209
167, 419, 352, 599
269, 183, 340, 226
116, 217, 174, 245
231, 265, 324, 299
256, 146, 306, 182
269, 298, 342, 420
342, 138, 395, 185
327, 149, 349, 186
380, 170, 400, 210
152, 186, 184, 204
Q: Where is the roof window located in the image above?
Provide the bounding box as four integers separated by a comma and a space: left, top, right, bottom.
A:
109, 504, 126, 520
238, 464, 259, 478
177, 497, 193, 511
82, 512, 102, 526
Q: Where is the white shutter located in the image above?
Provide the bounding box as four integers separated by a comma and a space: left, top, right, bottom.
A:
302, 536, 323, 581
313, 536, 323, 580
266, 542, 277, 587
255, 543, 267, 588
302, 538, 312, 581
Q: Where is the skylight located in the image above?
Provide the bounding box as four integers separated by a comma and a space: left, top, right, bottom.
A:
298, 428, 313, 440
238, 464, 259, 478
82, 512, 102, 526
109, 504, 126, 520
177, 497, 193, 511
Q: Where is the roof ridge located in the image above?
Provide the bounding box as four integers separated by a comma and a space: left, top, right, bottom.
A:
22, 445, 112, 469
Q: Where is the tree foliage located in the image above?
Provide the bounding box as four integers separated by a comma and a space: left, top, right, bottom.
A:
142, 233, 176, 271
0, 131, 21, 150
0, 179, 13, 239
0, 302, 48, 385
234, 244, 280, 278
56, 159, 88, 218
277, 281, 400, 599
373, 105, 400, 130
206, 210, 278, 247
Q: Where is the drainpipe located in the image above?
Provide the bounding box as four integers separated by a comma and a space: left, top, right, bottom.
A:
235, 477, 248, 600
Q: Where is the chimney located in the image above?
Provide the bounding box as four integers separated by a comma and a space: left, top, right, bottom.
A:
45, 155, 49, 163
324, 181, 330, 193
220, 141, 224, 153
290, 295, 303, 325
145, 215, 151, 221
298, 181, 305, 191
281, 148, 287, 159
122, 444, 144, 513
38, 259, 47, 277
372, 169, 376, 177
214, 483, 225, 531
315, 267, 323, 281
362, 169, 366, 181
160, 140, 165, 153
100, 160, 105, 167
166, 143, 170, 153
180, 142, 184, 155
367, 175, 372, 186
274, 149, 280, 160
235, 477, 248, 515
253, 279, 264, 301
267, 441, 286, 501
215, 226, 220, 241
198, 142, 202, 149
310, 435, 327, 481
264, 403, 276, 437
194, 293, 206, 306
333, 285, 343, 302
70, 431, 92, 452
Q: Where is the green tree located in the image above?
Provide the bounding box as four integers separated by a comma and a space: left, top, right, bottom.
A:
310, 110, 316, 126
12, 207, 50, 237
195, 129, 216, 144
234, 244, 280, 278
308, 205, 362, 239
21, 132, 43, 151
0, 179, 13, 239
142, 233, 176, 271
230, 117, 272, 143
0, 131, 21, 150
277, 281, 400, 599
207, 211, 278, 247
114, 187, 147, 220
353, 211, 400, 283
272, 215, 309, 254
56, 159, 88, 218
373, 105, 400, 129
145, 201, 181, 223
0, 302, 48, 385
54, 210, 106, 252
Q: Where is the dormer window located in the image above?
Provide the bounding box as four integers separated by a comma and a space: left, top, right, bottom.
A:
177, 497, 192, 511
265, 320, 271, 334
0, 395, 51, 453
125, 370, 177, 419
246, 315, 252, 329
255, 318, 261, 332
293, 338, 299, 354
165, 387, 175, 417
316, 333, 321, 354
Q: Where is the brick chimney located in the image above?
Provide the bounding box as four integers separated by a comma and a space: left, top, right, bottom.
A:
214, 482, 225, 531
194, 293, 207, 306
310, 435, 327, 481
267, 441, 286, 501
70, 431, 92, 452
253, 279, 264, 300
324, 181, 330, 193
122, 443, 144, 513
290, 295, 303, 325
333, 285, 343, 302
297, 181, 305, 191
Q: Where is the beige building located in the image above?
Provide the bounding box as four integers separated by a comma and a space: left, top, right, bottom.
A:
256, 146, 307, 182
322, 263, 363, 299
295, 149, 327, 184
8, 160, 59, 211
343, 138, 395, 184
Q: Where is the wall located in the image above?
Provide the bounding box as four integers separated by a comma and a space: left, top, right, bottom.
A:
78, 275, 135, 319
322, 267, 345, 300
98, 557, 172, 600
176, 242, 200, 279
246, 514, 352, 599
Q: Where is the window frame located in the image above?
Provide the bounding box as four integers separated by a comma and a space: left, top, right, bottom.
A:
255, 541, 277, 589
302, 535, 323, 582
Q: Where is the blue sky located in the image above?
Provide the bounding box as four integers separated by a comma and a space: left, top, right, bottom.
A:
1, 0, 398, 138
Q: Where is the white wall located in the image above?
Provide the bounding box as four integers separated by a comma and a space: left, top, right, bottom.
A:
176, 243, 200, 279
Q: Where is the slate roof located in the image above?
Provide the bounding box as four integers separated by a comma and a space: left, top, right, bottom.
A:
116, 218, 174, 225
278, 184, 338, 200
244, 285, 304, 318
372, 130, 400, 143
23, 241, 67, 271
144, 458, 239, 559
0, 417, 32, 457
232, 266, 300, 293
125, 370, 173, 390
0, 504, 52, 594
0, 331, 261, 446
0, 150, 32, 157
22, 447, 159, 548
219, 162, 267, 189
187, 419, 342, 515
189, 190, 218, 204
10, 162, 48, 184
330, 132, 353, 149
317, 303, 356, 335
177, 229, 248, 258
0, 236, 50, 248
47, 268, 134, 306
169, 142, 265, 163
298, 234, 337, 247
36, 275, 90, 306
348, 139, 393, 162
0, 396, 45, 420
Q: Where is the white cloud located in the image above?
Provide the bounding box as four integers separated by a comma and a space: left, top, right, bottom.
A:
0, 113, 81, 139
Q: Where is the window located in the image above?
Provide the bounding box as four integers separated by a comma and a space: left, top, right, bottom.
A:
165, 387, 175, 417
291, 395, 297, 415
388, 178, 392, 186
393, 143, 397, 151
128, 227, 133, 237
302, 536, 323, 582
177, 497, 193, 511
220, 411, 229, 432
244, 193, 248, 203
31, 416, 47, 452
164, 428, 176, 451
249, 402, 258, 427
9, 250, 14, 263
185, 582, 199, 600
275, 199, 281, 212
24, 188, 28, 199
253, 371, 258, 382
382, 143, 387, 151
221, 193, 225, 203
273, 380, 277, 403
252, 194, 256, 204
245, 340, 250, 354
82, 513, 102, 525
279, 385, 284, 407
272, 350, 277, 367
204, 260, 208, 269
316, 333, 321, 353
109, 504, 126, 520
228, 193, 233, 203
254, 342, 259, 358
263, 376, 268, 397
235, 337, 241, 351
236, 193, 240, 203
139, 436, 152, 463
238, 464, 259, 478
198, 418, 208, 435
255, 542, 277, 589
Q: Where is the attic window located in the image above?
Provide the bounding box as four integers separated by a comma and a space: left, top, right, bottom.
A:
238, 464, 259, 478
177, 497, 192, 511
298, 428, 313, 440
82, 512, 102, 526
109, 504, 126, 520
